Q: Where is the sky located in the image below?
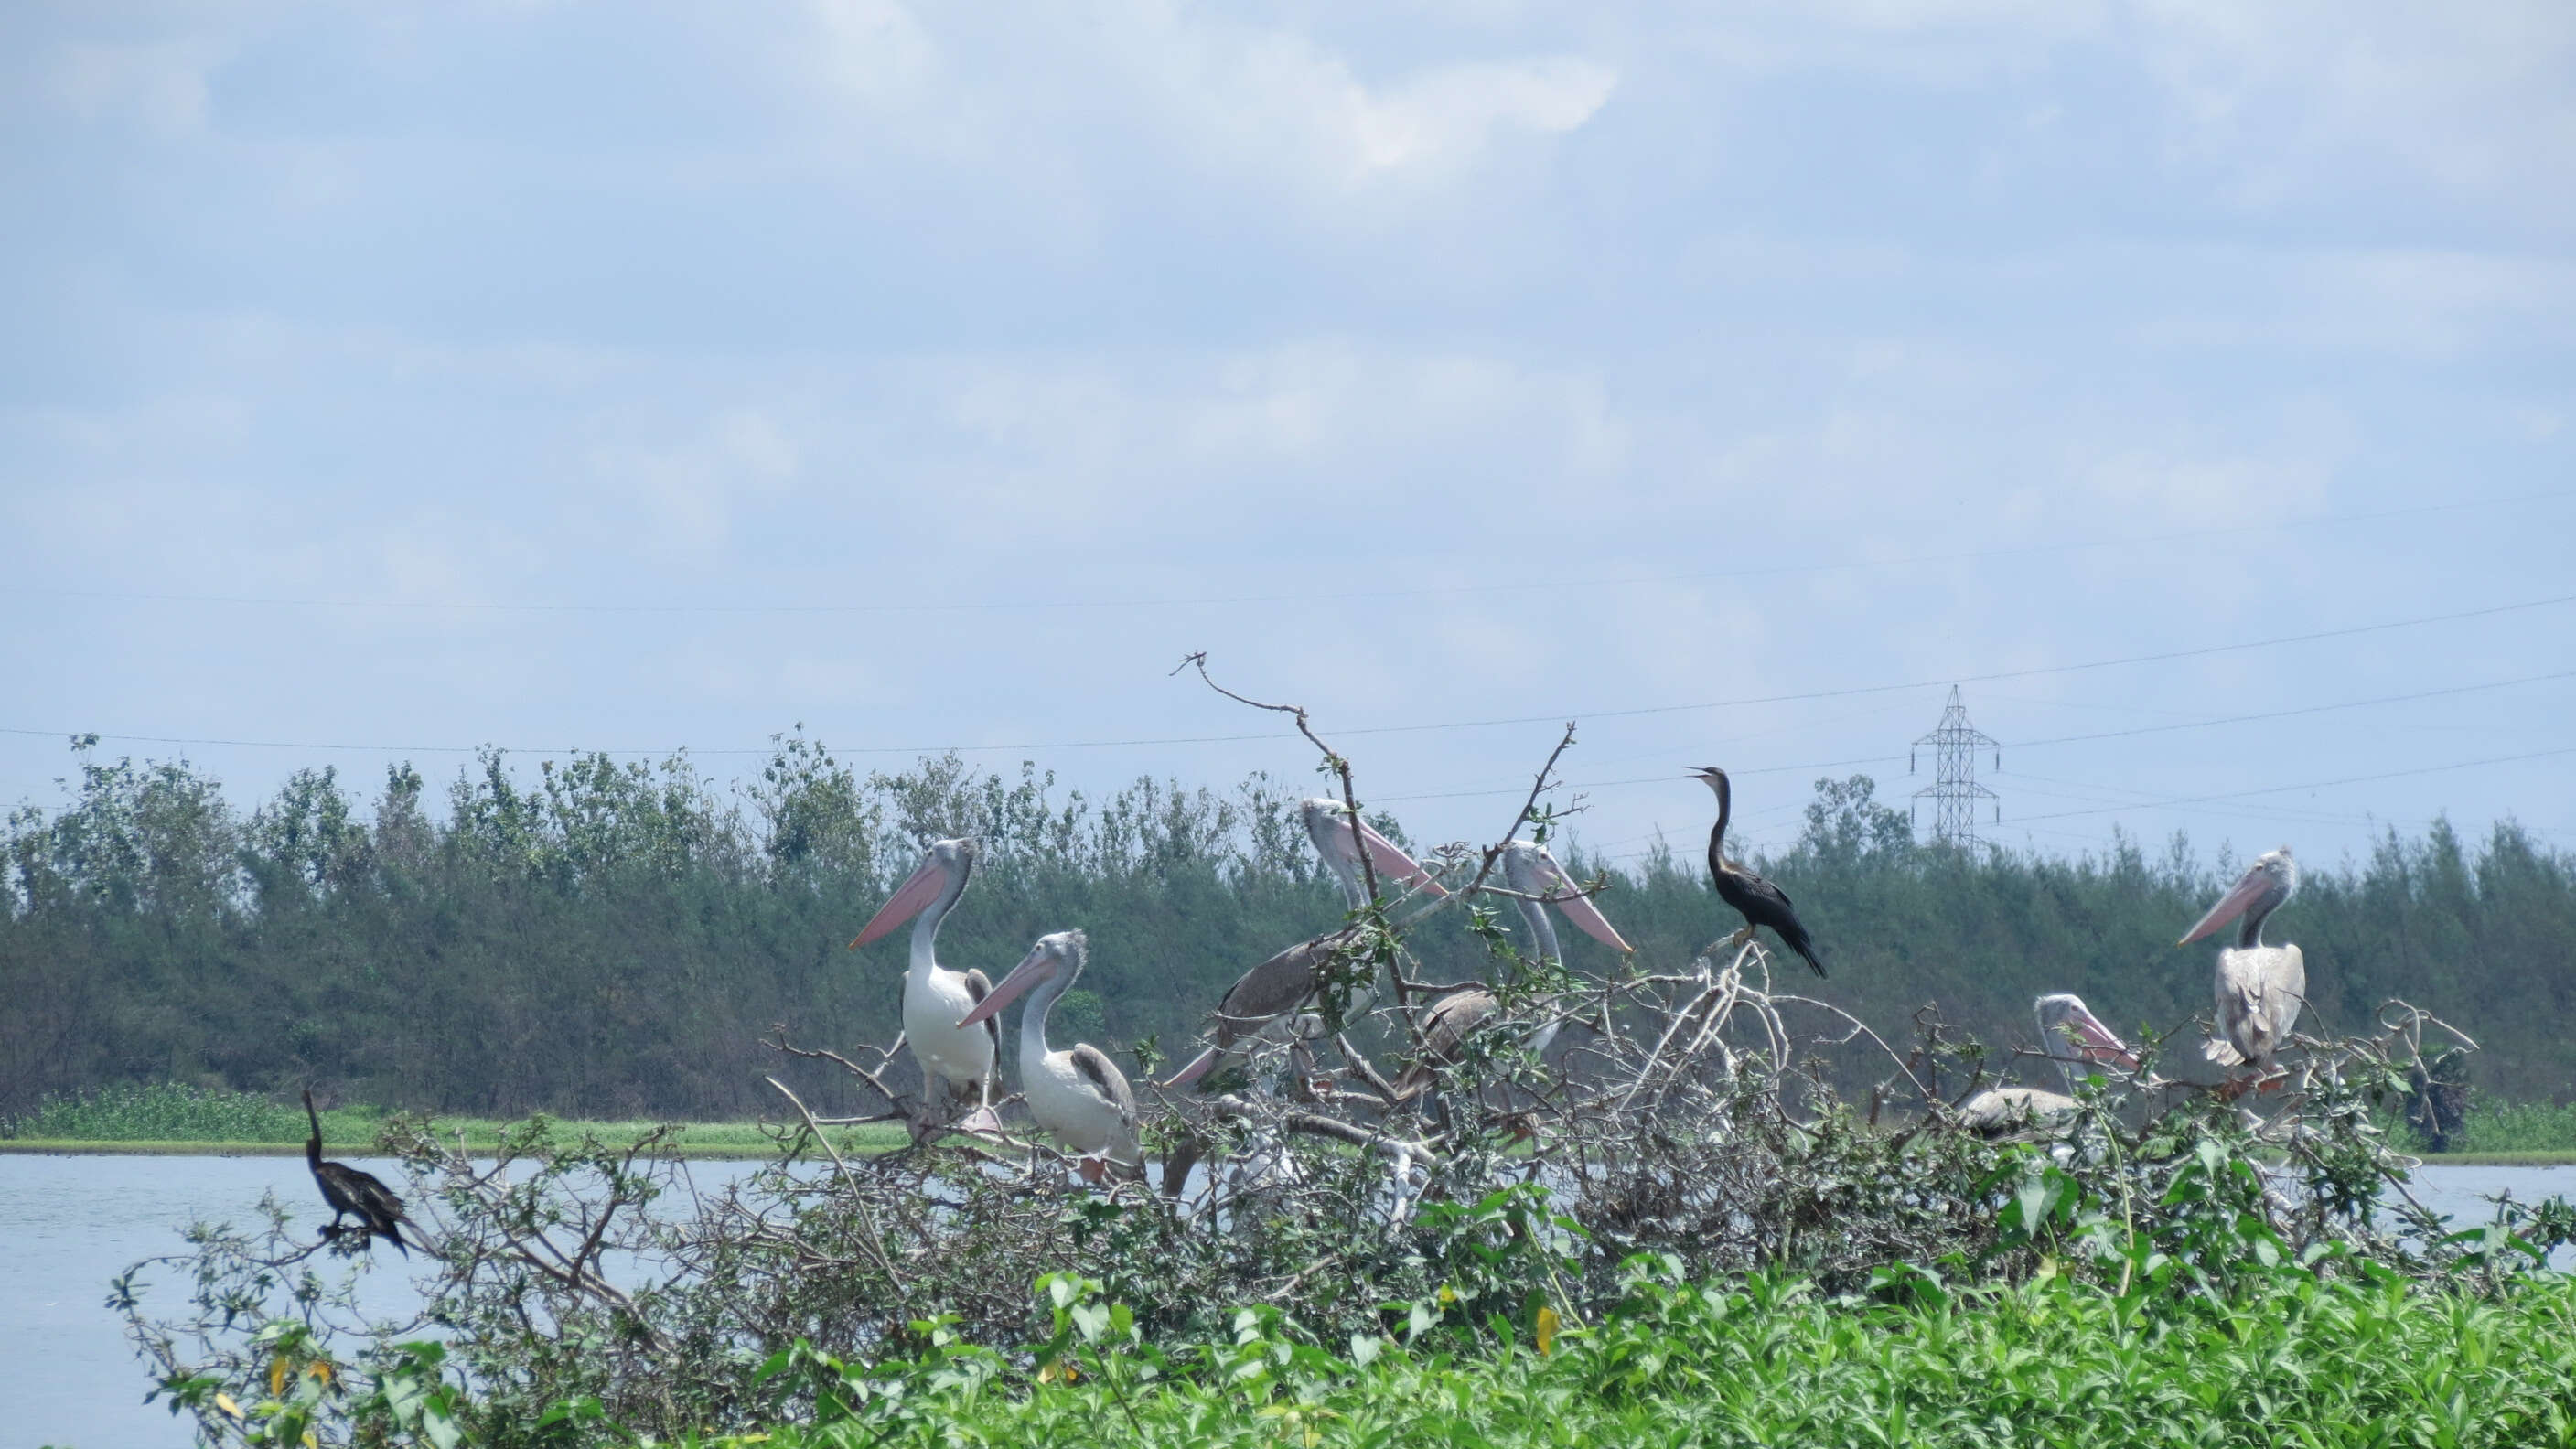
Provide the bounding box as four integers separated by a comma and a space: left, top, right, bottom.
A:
2, 0, 2571, 874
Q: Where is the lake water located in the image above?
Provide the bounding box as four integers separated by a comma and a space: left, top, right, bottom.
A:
8, 1154, 2573, 1449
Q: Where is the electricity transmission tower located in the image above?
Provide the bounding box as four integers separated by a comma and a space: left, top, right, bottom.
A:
1911, 685, 2000, 849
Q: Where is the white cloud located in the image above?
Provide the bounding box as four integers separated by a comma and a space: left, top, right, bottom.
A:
2134, 0, 2576, 215
584, 407, 804, 561
791, 0, 1615, 198
46, 38, 225, 135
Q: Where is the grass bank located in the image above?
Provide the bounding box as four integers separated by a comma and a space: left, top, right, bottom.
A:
0, 1082, 909, 1157
683, 1270, 2576, 1448
0, 1122, 910, 1159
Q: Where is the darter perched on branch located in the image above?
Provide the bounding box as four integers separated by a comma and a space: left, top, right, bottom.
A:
1690, 767, 1827, 977
303, 1087, 414, 1256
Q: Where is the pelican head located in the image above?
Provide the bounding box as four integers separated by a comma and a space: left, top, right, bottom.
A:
849, 836, 980, 949
1300, 799, 1445, 898
2179, 846, 2298, 948
2034, 993, 2139, 1070
1499, 840, 1633, 952
958, 928, 1087, 1029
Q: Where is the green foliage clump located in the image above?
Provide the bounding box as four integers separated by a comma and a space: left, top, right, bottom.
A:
143, 1260, 2576, 1448
1, 1079, 298, 1143
2452, 1098, 2576, 1154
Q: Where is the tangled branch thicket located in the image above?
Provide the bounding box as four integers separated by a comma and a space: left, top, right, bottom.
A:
120, 692, 2574, 1444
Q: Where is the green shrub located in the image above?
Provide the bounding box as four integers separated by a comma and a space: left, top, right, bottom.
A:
1, 1079, 297, 1142
2455, 1098, 2576, 1153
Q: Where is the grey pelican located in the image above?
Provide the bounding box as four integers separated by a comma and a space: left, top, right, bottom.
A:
958, 930, 1141, 1182
2180, 846, 2304, 1083
304, 1088, 413, 1255
1499, 838, 1630, 1068
1957, 993, 2140, 1136
1163, 800, 1442, 1090
1395, 840, 1632, 1100
1500, 838, 1633, 964
849, 838, 1001, 1132
1689, 767, 1826, 977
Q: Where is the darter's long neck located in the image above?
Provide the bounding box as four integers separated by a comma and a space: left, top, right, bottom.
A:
1707, 775, 1733, 874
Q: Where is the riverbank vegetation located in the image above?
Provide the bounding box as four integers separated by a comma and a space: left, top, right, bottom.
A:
170, 1265, 2576, 1448
0, 1080, 904, 1157
6, 731, 2575, 1124
106, 703, 2576, 1449
17, 1075, 2576, 1157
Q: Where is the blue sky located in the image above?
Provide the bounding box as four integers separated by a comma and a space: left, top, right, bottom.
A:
4, 0, 2571, 870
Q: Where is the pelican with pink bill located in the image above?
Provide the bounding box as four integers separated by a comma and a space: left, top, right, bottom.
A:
849, 837, 1001, 1136
2179, 846, 2305, 1087
957, 930, 1141, 1182
1959, 992, 2141, 1136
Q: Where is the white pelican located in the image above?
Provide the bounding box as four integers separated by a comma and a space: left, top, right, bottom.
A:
849, 838, 1000, 1133
1958, 993, 2140, 1136
2180, 846, 2304, 1084
957, 930, 1142, 1183
1163, 800, 1442, 1090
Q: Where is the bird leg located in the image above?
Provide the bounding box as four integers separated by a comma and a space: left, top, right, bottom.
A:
1698, 926, 1756, 959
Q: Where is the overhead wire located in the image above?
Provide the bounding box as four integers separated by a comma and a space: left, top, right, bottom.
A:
6, 594, 2571, 760
1372, 667, 2575, 803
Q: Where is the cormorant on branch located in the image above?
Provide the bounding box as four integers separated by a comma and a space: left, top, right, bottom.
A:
1690, 767, 1827, 978
303, 1087, 413, 1257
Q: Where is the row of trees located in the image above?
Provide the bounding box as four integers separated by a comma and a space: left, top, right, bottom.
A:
5, 731, 2571, 1119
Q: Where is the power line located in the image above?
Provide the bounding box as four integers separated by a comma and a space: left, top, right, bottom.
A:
1373, 666, 2575, 803
5, 488, 2566, 618
2002, 746, 2576, 824
1334, 592, 2576, 739
5, 594, 2571, 761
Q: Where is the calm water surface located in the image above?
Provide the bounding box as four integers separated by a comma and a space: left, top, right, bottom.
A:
8, 1154, 2573, 1449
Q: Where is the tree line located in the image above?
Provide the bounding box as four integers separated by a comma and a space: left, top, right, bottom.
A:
4, 731, 2570, 1121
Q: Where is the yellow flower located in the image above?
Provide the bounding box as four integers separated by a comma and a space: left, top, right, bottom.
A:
1435, 1285, 1457, 1306
1536, 1306, 1561, 1356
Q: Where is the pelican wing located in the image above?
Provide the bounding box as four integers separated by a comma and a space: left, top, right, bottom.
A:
1213, 931, 1350, 1044
961, 968, 1001, 1049
1068, 1044, 1140, 1123
2206, 943, 2304, 1069
1396, 988, 1497, 1098
1958, 1087, 2077, 1138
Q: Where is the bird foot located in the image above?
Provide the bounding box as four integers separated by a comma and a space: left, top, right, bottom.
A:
1076, 1154, 1109, 1186
955, 1106, 1004, 1135
1698, 927, 1757, 959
